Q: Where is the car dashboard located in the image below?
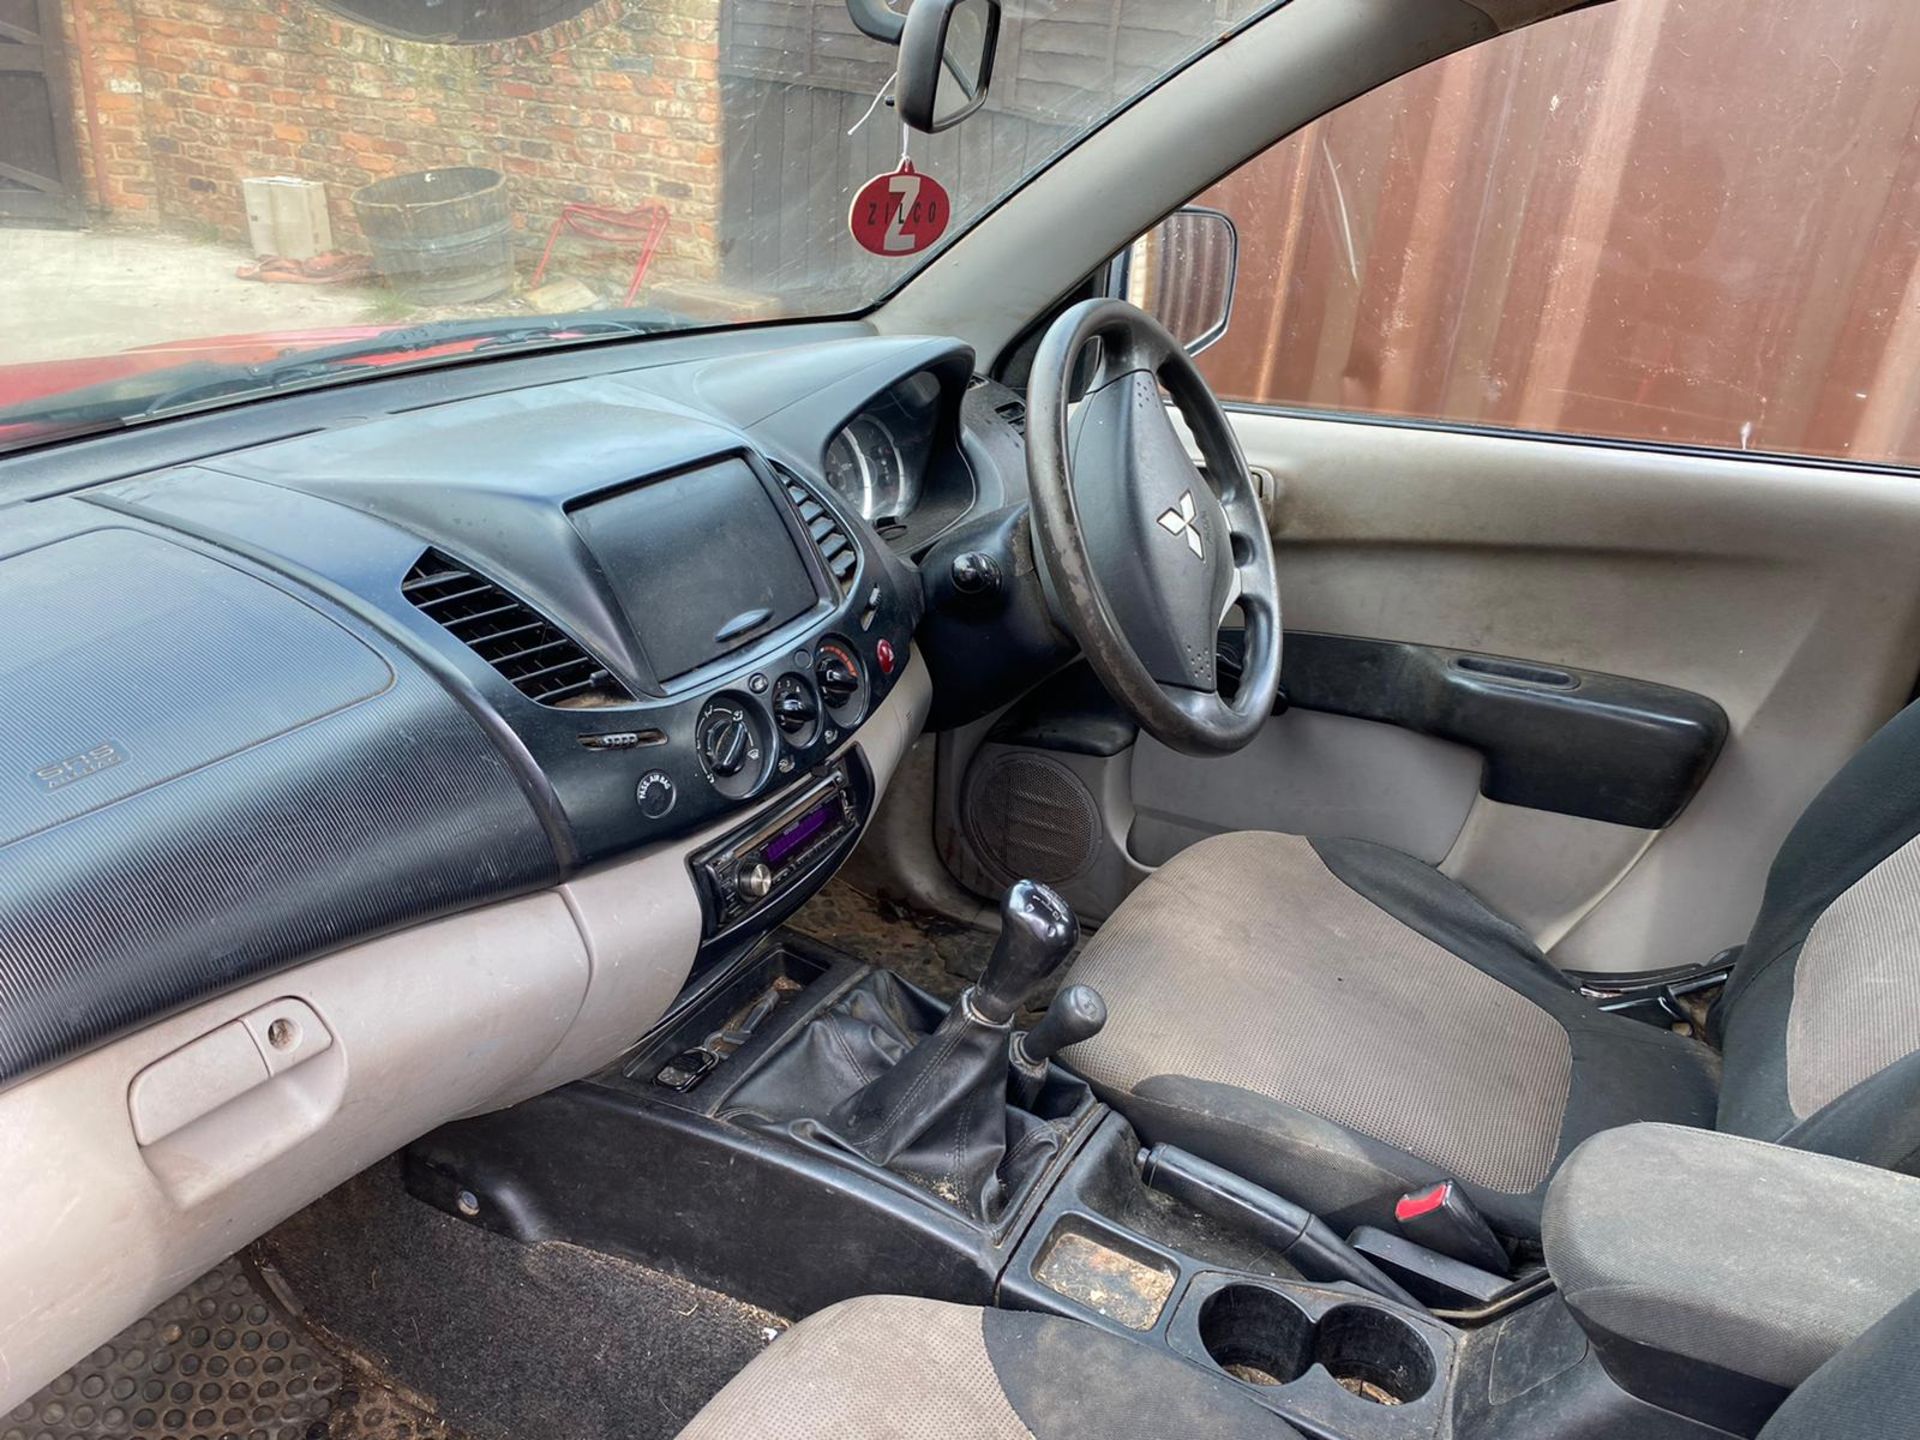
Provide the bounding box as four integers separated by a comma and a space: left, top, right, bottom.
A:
0, 326, 1028, 1410
4, 338, 1001, 1078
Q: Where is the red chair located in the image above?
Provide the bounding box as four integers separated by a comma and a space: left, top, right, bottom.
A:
531, 201, 671, 306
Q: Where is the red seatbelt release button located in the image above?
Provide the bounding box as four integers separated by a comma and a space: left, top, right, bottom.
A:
1394, 1179, 1511, 1276
1395, 1182, 1452, 1223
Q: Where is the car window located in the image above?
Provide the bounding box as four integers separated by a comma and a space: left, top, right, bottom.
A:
1142, 0, 1920, 469
0, 0, 1272, 452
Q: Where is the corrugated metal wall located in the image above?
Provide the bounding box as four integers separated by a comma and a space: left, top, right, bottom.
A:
716, 0, 1919, 466
1191, 0, 1920, 468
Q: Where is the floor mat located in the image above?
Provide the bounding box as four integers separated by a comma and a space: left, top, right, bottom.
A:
6, 1256, 460, 1440
256, 1160, 785, 1440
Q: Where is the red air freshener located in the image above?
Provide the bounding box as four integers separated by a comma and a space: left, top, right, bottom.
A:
848, 159, 950, 257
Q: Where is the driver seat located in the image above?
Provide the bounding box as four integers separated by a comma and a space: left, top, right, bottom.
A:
1059, 697, 1920, 1240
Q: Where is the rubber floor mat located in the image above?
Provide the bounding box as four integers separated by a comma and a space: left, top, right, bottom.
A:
5, 1257, 462, 1440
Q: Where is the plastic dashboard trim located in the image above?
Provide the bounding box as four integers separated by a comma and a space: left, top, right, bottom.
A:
0, 331, 966, 1089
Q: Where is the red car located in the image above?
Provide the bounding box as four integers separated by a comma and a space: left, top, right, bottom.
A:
0, 324, 410, 406
0, 325, 482, 443
0, 318, 639, 448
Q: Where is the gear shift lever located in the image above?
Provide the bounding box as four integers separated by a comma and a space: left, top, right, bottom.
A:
824, 879, 1083, 1219
973, 880, 1081, 1024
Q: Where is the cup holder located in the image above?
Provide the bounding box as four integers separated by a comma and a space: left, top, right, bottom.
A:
1196, 1285, 1313, 1386
1196, 1287, 1437, 1406
1313, 1305, 1437, 1406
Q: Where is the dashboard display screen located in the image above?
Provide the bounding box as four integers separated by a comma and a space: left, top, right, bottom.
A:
574, 459, 817, 680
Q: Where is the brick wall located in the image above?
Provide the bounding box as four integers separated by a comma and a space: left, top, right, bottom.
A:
63, 0, 159, 216
61, 0, 723, 284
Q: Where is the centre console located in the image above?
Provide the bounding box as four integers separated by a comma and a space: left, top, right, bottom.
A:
407, 932, 1104, 1316
1001, 1118, 1460, 1440
211, 405, 925, 872
402, 918, 1478, 1439
403, 908, 1770, 1440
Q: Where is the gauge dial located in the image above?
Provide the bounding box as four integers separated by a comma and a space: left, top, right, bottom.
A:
824, 414, 912, 522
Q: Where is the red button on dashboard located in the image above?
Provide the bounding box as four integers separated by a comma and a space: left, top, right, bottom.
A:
875, 638, 896, 675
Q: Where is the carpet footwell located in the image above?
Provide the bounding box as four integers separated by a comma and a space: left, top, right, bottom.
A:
255, 1160, 786, 1440
787, 877, 1079, 1022
786, 877, 994, 1002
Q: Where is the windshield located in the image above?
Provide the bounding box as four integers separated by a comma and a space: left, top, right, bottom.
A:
0, 0, 1269, 452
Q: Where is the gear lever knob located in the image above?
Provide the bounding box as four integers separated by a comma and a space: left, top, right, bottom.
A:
973, 880, 1080, 1025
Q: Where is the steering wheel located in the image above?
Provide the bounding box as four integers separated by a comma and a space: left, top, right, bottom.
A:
1025, 298, 1282, 757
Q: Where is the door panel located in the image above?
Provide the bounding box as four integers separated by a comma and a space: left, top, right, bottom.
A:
1195, 411, 1920, 972
1437, 798, 1654, 954
1131, 710, 1481, 867
1271, 631, 1728, 829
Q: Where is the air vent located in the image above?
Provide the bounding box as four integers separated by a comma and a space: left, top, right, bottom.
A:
402, 549, 632, 707
994, 398, 1027, 435
782, 476, 859, 592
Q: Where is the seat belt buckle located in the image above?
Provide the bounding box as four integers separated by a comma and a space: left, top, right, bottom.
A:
1394, 1181, 1510, 1277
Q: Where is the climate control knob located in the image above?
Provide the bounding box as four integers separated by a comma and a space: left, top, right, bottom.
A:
695, 695, 771, 799
814, 638, 869, 727
772, 672, 820, 746
699, 707, 751, 777
818, 657, 858, 706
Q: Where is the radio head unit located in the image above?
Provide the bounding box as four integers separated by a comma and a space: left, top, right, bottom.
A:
691, 754, 873, 943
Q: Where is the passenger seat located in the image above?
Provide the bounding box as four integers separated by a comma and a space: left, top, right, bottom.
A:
675, 1294, 1283, 1439
676, 1289, 1920, 1439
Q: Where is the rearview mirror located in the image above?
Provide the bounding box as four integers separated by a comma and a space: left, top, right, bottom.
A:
897, 0, 1001, 134
1122, 207, 1239, 355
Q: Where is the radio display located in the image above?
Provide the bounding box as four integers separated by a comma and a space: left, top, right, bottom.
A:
765, 801, 836, 867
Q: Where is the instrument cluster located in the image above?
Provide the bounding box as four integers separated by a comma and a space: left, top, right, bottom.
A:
822, 370, 945, 532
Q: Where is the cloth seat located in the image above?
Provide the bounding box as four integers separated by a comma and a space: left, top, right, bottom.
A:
1062, 698, 1920, 1240
675, 1294, 1288, 1440
1061, 831, 1720, 1237
674, 1292, 1920, 1440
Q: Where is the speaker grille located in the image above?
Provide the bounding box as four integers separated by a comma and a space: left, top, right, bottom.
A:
964, 752, 1101, 886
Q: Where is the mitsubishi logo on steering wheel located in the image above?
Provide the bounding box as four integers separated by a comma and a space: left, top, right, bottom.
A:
1157, 490, 1205, 560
